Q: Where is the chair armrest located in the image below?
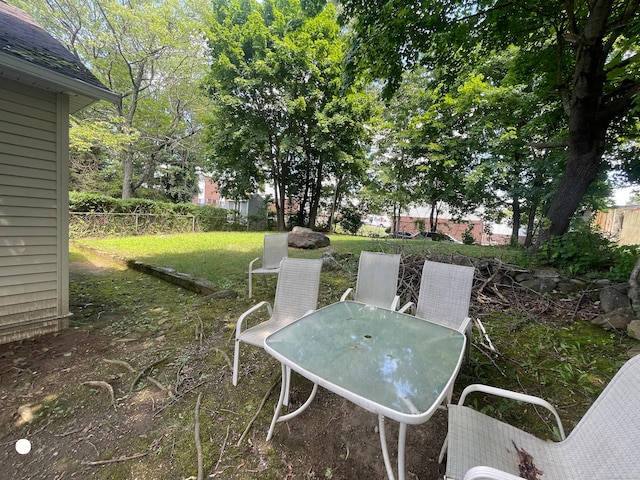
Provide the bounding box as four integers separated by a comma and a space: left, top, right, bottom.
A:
459, 316, 472, 335
460, 466, 525, 480
458, 384, 566, 440
236, 301, 273, 337
248, 257, 261, 271
340, 288, 353, 302
390, 295, 401, 311
398, 301, 415, 314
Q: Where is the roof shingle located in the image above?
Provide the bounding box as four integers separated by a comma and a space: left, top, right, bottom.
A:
0, 0, 109, 91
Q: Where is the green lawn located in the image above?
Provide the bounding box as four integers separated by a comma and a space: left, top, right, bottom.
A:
72, 231, 524, 291
69, 231, 637, 444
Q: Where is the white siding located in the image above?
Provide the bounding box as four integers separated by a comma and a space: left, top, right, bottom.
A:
0, 77, 69, 343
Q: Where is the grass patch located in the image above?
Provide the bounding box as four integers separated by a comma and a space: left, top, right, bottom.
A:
63, 230, 639, 478
73, 232, 527, 292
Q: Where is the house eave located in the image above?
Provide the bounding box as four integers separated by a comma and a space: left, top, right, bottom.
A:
0, 52, 121, 112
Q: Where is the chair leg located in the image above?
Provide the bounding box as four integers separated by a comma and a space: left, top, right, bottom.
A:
438, 433, 448, 464
232, 338, 241, 386
248, 271, 253, 298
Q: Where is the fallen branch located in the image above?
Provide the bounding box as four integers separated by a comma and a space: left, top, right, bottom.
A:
82, 451, 148, 466
82, 381, 116, 410
212, 425, 230, 475
195, 392, 204, 480
236, 378, 279, 447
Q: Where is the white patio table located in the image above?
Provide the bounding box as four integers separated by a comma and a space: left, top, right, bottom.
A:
264, 300, 467, 480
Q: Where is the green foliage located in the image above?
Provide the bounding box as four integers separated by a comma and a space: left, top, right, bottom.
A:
69, 192, 121, 213
536, 219, 638, 281
462, 224, 475, 245
16, 0, 213, 199
69, 192, 229, 236
339, 204, 363, 234
204, 0, 373, 230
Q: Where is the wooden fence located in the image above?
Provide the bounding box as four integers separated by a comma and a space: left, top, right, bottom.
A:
594, 206, 640, 245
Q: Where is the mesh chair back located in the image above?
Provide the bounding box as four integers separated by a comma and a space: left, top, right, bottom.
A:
415, 260, 474, 331
355, 251, 401, 309
272, 257, 322, 323
561, 354, 640, 477
262, 233, 289, 270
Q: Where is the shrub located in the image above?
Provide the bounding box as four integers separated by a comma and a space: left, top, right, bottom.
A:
69, 192, 229, 235
339, 205, 363, 235
536, 219, 638, 281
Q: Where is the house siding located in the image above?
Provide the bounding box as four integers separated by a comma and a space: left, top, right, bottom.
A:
0, 77, 69, 344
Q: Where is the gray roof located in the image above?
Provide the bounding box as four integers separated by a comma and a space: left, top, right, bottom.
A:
0, 1, 119, 112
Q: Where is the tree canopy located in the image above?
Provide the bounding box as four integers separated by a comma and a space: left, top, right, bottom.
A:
13, 0, 213, 200
203, 0, 373, 230
340, 0, 640, 243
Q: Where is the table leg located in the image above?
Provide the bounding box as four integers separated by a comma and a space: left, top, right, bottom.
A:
267, 363, 288, 441
397, 422, 407, 480
378, 415, 396, 480
378, 415, 408, 480
267, 364, 319, 441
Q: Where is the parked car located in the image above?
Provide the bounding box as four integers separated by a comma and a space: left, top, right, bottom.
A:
388, 231, 415, 239
416, 231, 463, 243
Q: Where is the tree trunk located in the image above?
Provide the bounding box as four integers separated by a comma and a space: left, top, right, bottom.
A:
537, 2, 611, 246
121, 151, 134, 200
510, 195, 521, 246
327, 175, 344, 232
308, 155, 324, 229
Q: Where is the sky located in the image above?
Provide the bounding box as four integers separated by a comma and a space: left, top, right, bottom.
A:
612, 186, 638, 206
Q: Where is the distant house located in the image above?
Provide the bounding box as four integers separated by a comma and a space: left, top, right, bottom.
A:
192, 174, 222, 206
0, 2, 119, 344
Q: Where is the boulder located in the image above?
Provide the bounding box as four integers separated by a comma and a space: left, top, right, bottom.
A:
592, 307, 636, 330
321, 248, 341, 271
599, 284, 630, 313
288, 227, 330, 249
520, 277, 558, 294
628, 319, 640, 341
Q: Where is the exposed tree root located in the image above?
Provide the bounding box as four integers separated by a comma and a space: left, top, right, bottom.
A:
82, 381, 116, 410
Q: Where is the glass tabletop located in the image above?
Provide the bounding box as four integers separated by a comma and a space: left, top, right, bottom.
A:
264, 301, 466, 424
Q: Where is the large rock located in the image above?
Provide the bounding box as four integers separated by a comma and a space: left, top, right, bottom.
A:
321, 248, 341, 271
628, 319, 640, 341
288, 227, 330, 249
599, 284, 630, 313
592, 307, 636, 330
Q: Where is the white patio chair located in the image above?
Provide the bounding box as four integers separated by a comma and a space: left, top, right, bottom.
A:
233, 257, 323, 386
248, 233, 289, 298
399, 260, 475, 335
399, 260, 475, 412
444, 354, 640, 479
340, 251, 401, 310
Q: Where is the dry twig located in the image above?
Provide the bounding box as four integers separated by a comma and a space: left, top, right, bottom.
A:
194, 392, 204, 480
82, 451, 148, 466
236, 378, 279, 447
512, 441, 544, 480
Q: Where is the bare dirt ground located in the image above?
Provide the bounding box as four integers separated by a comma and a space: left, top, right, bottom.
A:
0, 253, 449, 480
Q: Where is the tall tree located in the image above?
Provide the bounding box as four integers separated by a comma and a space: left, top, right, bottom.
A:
339, 0, 640, 244
204, 0, 371, 230
13, 0, 213, 199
